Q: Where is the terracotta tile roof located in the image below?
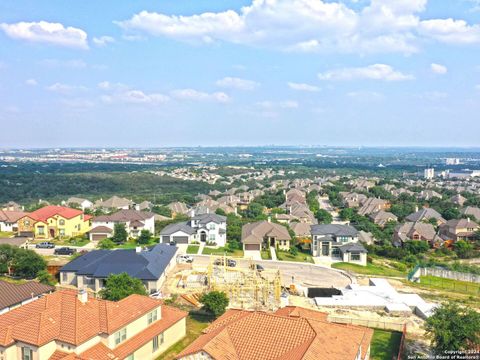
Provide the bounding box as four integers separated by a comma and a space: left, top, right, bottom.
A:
0, 290, 161, 347
177, 306, 373, 360
28, 205, 84, 222
49, 351, 82, 360
0, 280, 54, 311
79, 342, 118, 360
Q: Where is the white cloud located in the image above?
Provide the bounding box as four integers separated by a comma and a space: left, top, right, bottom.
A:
102, 90, 170, 105
170, 89, 230, 103
215, 77, 259, 90
0, 21, 88, 49
117, 0, 480, 54
430, 63, 448, 74
419, 19, 480, 44
25, 79, 38, 86
257, 100, 299, 109
45, 82, 87, 94
97, 81, 128, 91
318, 64, 414, 81
420, 91, 448, 100
287, 82, 320, 92
93, 36, 115, 47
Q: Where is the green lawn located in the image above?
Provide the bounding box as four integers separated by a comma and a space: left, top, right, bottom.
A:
56, 237, 90, 247
276, 250, 314, 263
0, 231, 14, 238
370, 329, 402, 360
202, 246, 244, 257
115, 240, 157, 249
332, 262, 406, 277
261, 250, 271, 260
418, 275, 480, 296
186, 245, 200, 254
160, 313, 213, 360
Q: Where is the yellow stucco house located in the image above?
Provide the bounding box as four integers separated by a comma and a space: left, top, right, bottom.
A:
17, 205, 91, 239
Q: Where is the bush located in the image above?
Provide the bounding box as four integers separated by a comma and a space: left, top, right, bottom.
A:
200, 291, 229, 318
137, 230, 152, 245
98, 238, 115, 249
37, 270, 56, 286
99, 272, 147, 301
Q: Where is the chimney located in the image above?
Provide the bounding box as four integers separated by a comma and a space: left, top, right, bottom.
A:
136, 246, 142, 253
415, 205, 418, 212
78, 289, 88, 304
467, 217, 470, 223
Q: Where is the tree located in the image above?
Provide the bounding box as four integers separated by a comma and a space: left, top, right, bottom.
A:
215, 208, 226, 216
37, 270, 56, 286
199, 291, 229, 318
0, 244, 19, 275
152, 205, 172, 218
315, 209, 333, 224
425, 302, 480, 354
404, 240, 429, 255
339, 208, 356, 221
242, 202, 265, 219
112, 223, 128, 244
98, 238, 116, 249
137, 230, 152, 245
442, 207, 461, 221
454, 240, 474, 259
99, 273, 147, 301
13, 249, 47, 278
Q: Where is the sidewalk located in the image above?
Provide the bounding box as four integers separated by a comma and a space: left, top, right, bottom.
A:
197, 242, 205, 255
269, 246, 277, 261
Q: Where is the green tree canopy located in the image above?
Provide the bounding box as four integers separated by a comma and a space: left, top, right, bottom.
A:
199, 291, 229, 318
425, 302, 480, 354
112, 223, 128, 244
315, 209, 333, 224
98, 238, 116, 249
454, 240, 474, 259
99, 272, 147, 301
137, 230, 152, 245
13, 248, 47, 279
152, 205, 172, 218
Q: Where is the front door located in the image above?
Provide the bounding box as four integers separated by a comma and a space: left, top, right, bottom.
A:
321, 242, 329, 256
200, 232, 207, 242
49, 228, 55, 238
270, 237, 275, 246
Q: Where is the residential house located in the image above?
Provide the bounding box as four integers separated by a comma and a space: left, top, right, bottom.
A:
417, 190, 442, 201
405, 207, 446, 225
94, 195, 134, 211
0, 280, 54, 314
136, 200, 153, 211
439, 218, 479, 242
462, 206, 480, 221
241, 220, 291, 251
168, 202, 189, 217
290, 222, 312, 238
0, 210, 27, 232
1, 202, 23, 212
64, 197, 93, 211
0, 290, 187, 360
450, 194, 467, 207
369, 211, 398, 227
0, 237, 29, 249
357, 198, 390, 216
310, 224, 367, 265
60, 244, 178, 293
339, 192, 368, 208
176, 306, 373, 360
17, 206, 91, 239
393, 222, 441, 246
160, 213, 227, 246
90, 210, 155, 241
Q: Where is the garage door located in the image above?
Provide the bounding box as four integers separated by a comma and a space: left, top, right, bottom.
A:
162, 236, 171, 243
92, 234, 107, 241
245, 244, 260, 251
173, 236, 189, 244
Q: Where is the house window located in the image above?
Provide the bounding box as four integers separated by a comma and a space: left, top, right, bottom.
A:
147, 309, 158, 324
61, 272, 68, 282
114, 328, 127, 345
209, 234, 215, 241
351, 253, 361, 261
38, 226, 45, 235
59, 229, 65, 236
332, 248, 341, 257
160, 332, 164, 344
59, 219, 65, 225
25, 220, 30, 226
209, 223, 215, 230
22, 347, 33, 360
152, 336, 159, 352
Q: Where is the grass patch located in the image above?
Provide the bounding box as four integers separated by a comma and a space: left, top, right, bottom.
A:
186, 245, 200, 254
418, 275, 480, 296
56, 237, 90, 247
332, 262, 406, 277
261, 250, 271, 260
115, 240, 157, 249
370, 329, 402, 360
0, 231, 14, 238
0, 276, 27, 284
202, 246, 244, 257
276, 250, 314, 263
159, 312, 213, 360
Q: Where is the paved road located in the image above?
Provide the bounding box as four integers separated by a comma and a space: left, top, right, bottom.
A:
191, 255, 351, 288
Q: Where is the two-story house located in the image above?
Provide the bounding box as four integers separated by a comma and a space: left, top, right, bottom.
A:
310, 224, 367, 265
0, 290, 187, 360
17, 206, 91, 239
439, 218, 479, 242
90, 210, 155, 241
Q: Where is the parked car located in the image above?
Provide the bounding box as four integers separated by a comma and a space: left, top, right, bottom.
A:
54, 247, 76, 256
250, 263, 264, 272
169, 240, 176, 246
36, 242, 55, 249
150, 291, 162, 299
214, 258, 236, 267
177, 254, 194, 263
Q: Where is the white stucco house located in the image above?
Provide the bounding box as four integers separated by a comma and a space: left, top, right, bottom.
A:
89, 209, 155, 241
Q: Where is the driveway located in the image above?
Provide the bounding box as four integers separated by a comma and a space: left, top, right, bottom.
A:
244, 250, 262, 261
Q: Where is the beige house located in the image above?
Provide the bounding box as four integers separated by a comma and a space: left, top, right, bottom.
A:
0, 290, 187, 360
241, 220, 291, 251
439, 218, 479, 242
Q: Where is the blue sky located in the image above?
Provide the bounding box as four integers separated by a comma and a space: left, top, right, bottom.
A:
0, 0, 479, 148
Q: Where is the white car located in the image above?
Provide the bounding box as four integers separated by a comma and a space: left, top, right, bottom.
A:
177, 254, 194, 263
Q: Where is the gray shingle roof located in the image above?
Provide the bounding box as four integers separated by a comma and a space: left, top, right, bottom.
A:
160, 222, 196, 235
191, 213, 226, 224
339, 243, 367, 253
310, 224, 358, 237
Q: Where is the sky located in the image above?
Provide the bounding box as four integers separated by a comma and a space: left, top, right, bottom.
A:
0, 0, 480, 148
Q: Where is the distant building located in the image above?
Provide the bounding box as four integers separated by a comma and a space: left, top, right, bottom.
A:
424, 168, 435, 180
445, 158, 460, 165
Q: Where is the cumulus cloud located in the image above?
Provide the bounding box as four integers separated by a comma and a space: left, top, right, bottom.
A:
25, 78, 38, 86
430, 63, 447, 74
215, 77, 259, 90
0, 21, 88, 49
170, 89, 230, 102
116, 0, 480, 53
318, 64, 414, 81
93, 36, 115, 47
287, 82, 320, 92
102, 90, 169, 105
45, 82, 87, 94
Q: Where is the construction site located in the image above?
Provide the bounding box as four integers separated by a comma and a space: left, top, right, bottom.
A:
164, 255, 285, 311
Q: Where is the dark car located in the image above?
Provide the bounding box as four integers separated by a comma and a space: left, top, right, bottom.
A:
250, 263, 265, 272
214, 258, 236, 267
36, 242, 55, 249
54, 247, 76, 256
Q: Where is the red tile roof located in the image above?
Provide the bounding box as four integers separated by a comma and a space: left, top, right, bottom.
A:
28, 206, 84, 222
177, 306, 373, 360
